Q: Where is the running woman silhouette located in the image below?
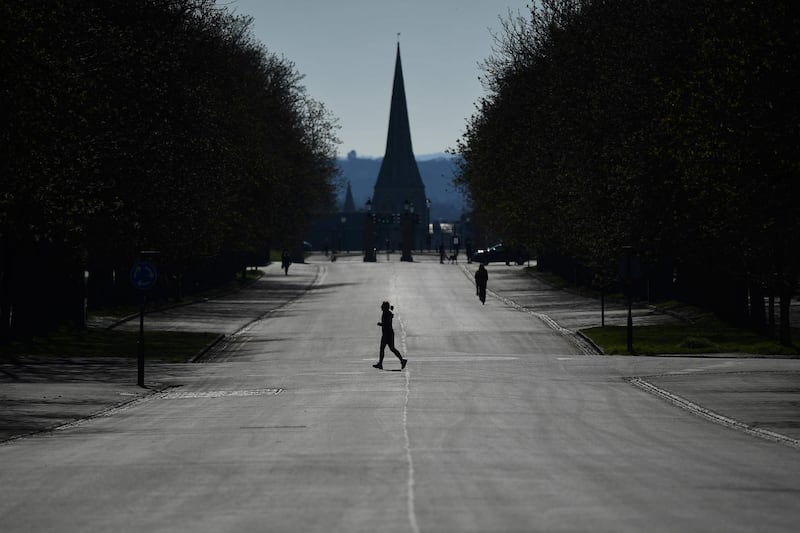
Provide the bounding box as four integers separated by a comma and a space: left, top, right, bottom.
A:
374, 301, 407, 370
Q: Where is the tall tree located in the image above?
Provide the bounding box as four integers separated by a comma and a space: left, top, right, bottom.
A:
456, 0, 799, 342
0, 0, 339, 339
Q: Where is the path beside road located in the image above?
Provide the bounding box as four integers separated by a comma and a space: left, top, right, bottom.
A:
2, 256, 799, 448
462, 261, 800, 445
0, 263, 319, 442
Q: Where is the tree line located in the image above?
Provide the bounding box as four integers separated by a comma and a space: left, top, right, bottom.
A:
1, 0, 340, 340
455, 0, 799, 344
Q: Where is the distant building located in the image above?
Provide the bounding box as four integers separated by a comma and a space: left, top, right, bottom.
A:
305, 44, 431, 254
304, 180, 365, 253
343, 180, 356, 213
370, 44, 429, 251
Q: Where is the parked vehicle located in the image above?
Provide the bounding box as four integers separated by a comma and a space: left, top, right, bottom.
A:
473, 243, 529, 265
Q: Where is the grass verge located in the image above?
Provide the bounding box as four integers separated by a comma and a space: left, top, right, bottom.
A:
582, 319, 799, 356
527, 267, 799, 356
87, 268, 264, 325
1, 327, 218, 363
2, 270, 267, 363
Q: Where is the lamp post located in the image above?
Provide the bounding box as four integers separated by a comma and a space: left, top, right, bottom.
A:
401, 200, 413, 262
409, 202, 416, 251
340, 215, 347, 253
364, 199, 376, 262
426, 198, 432, 252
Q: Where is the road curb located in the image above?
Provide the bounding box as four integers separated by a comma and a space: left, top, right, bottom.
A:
0, 383, 173, 445
197, 263, 325, 362
188, 333, 227, 363
576, 330, 605, 354
459, 264, 601, 356
104, 271, 266, 330
627, 375, 800, 450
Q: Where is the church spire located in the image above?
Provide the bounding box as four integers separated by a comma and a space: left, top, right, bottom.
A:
372, 43, 426, 208
371, 42, 428, 254
343, 180, 355, 212
382, 43, 415, 162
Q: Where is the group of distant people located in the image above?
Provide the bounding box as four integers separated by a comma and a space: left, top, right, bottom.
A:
437, 243, 489, 303
438, 242, 475, 265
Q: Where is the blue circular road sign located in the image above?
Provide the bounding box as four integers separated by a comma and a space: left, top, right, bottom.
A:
130, 261, 158, 291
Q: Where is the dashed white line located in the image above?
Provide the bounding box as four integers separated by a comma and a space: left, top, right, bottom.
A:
397, 290, 420, 533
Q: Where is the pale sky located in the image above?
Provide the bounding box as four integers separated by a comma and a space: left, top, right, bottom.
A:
229, 0, 532, 158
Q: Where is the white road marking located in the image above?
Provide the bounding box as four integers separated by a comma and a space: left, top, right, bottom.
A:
398, 314, 420, 533
357, 356, 519, 362
157, 389, 282, 399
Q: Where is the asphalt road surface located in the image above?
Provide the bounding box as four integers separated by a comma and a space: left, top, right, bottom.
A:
2, 256, 799, 532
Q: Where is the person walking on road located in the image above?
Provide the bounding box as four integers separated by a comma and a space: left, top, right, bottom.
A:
281, 249, 291, 275
475, 264, 488, 304
374, 301, 407, 370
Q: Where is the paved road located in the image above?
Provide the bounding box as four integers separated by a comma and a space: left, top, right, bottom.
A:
2, 256, 800, 532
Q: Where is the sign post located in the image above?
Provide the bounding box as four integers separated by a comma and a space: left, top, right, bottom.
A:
619, 246, 640, 354
625, 248, 633, 353
130, 256, 158, 387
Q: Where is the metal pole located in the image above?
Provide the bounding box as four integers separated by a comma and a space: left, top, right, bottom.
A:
627, 291, 633, 353
131, 251, 158, 387
401, 212, 413, 262
138, 294, 145, 387
625, 249, 634, 353
601, 290, 605, 328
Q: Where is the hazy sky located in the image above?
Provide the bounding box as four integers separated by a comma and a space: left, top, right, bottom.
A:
229, 0, 531, 158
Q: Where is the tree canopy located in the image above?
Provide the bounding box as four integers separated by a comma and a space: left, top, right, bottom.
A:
455, 0, 800, 343
1, 0, 340, 338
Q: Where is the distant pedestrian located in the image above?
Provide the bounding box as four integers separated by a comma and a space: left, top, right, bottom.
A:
281, 249, 291, 275
373, 301, 407, 370
439, 243, 445, 264
475, 264, 488, 304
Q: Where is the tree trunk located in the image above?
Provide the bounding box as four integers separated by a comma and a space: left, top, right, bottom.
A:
748, 280, 766, 333
0, 271, 10, 343
768, 290, 776, 338
778, 270, 796, 347
0, 240, 12, 343
779, 289, 792, 346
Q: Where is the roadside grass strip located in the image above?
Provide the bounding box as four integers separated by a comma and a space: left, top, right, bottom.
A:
583, 324, 799, 356
1, 328, 217, 363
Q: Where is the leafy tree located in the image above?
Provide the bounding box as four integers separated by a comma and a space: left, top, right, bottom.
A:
456, 0, 799, 344
0, 0, 339, 340
661, 0, 800, 341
